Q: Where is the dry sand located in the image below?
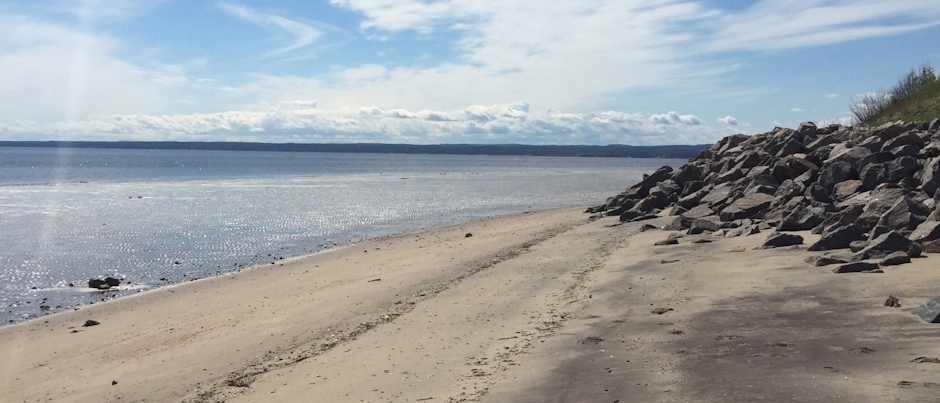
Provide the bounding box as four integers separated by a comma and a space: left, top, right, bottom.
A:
3, 207, 940, 403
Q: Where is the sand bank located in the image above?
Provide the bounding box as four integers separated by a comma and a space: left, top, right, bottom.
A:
3, 209, 940, 402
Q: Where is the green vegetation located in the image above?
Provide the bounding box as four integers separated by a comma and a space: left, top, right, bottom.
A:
851, 65, 940, 126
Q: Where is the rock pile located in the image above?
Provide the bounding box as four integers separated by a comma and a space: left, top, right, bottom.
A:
588, 119, 940, 262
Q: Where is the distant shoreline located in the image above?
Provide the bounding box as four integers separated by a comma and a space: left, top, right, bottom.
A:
0, 140, 706, 159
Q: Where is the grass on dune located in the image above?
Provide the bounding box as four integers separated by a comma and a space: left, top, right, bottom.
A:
851, 66, 940, 126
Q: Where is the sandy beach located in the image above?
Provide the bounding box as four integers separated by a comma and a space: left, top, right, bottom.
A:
3, 207, 940, 403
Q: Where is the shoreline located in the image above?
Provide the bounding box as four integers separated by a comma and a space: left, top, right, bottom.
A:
4, 209, 940, 402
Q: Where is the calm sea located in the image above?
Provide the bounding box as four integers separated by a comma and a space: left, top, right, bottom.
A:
0, 146, 683, 324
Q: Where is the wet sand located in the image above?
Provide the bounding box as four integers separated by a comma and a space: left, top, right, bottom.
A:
3, 208, 940, 402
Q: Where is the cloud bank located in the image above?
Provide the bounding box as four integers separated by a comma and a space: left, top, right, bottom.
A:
0, 103, 736, 145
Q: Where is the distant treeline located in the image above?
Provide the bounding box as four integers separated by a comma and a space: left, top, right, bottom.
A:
0, 141, 707, 159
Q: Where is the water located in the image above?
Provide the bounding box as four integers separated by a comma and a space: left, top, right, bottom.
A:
0, 147, 684, 324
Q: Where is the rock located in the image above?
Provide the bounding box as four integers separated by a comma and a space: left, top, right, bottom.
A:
921, 157, 940, 197
849, 240, 870, 252
832, 180, 864, 201
651, 307, 673, 315
854, 188, 913, 232
619, 210, 643, 222
832, 262, 880, 273
808, 224, 864, 251
465, 233, 473, 237
700, 183, 733, 208
662, 216, 693, 231
778, 205, 826, 231
88, 279, 107, 289
805, 254, 848, 266
761, 232, 803, 248
83, 320, 100, 327
910, 221, 940, 243
923, 239, 940, 253
852, 231, 922, 261
104, 277, 120, 287
885, 295, 901, 308
681, 205, 715, 220
819, 161, 856, 191
715, 168, 745, 185
654, 238, 679, 246
718, 193, 775, 221
724, 225, 760, 238
687, 219, 721, 235
880, 251, 911, 266
916, 297, 940, 323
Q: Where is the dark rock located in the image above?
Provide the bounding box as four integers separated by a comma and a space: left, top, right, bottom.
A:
832, 262, 880, 273
671, 164, 703, 186
808, 224, 864, 251
775, 138, 804, 158
700, 183, 733, 208
83, 320, 100, 327
778, 205, 826, 231
692, 239, 713, 244
921, 157, 940, 197
859, 164, 888, 189
663, 216, 693, 231
654, 238, 679, 246
859, 136, 884, 152
880, 251, 911, 266
104, 277, 120, 287
775, 179, 805, 200
804, 183, 831, 203
883, 131, 925, 151
885, 295, 901, 308
629, 214, 658, 222
688, 219, 721, 235
849, 240, 870, 252
805, 254, 848, 267
761, 232, 803, 248
715, 168, 745, 185
855, 188, 913, 232
889, 144, 920, 158
619, 210, 643, 222
923, 239, 940, 253
852, 231, 922, 261
819, 161, 856, 192
88, 279, 107, 289
916, 297, 940, 323
807, 134, 839, 151
719, 193, 775, 221
681, 205, 715, 220
910, 220, 940, 243
873, 197, 930, 233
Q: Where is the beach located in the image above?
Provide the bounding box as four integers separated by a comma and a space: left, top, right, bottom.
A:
3, 207, 940, 402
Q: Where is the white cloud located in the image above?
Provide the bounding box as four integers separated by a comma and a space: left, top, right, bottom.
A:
717, 116, 738, 125
0, 104, 734, 145
791, 108, 805, 112
826, 93, 839, 98
649, 111, 702, 125
219, 4, 323, 55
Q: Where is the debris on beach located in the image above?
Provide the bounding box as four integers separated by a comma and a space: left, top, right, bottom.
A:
885, 295, 901, 307
83, 320, 100, 327
650, 307, 673, 315
587, 120, 940, 262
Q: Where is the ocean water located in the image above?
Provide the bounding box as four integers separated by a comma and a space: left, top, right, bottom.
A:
0, 147, 684, 324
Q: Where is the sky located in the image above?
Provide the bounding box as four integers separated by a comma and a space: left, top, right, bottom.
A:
0, 0, 939, 145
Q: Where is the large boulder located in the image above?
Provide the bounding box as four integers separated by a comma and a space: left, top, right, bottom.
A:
681, 205, 715, 219
761, 232, 804, 248
921, 157, 940, 197
778, 205, 826, 231
719, 193, 775, 221
818, 161, 856, 192
872, 197, 930, 234
808, 224, 864, 251
852, 231, 923, 261
910, 221, 940, 243
688, 218, 721, 235
832, 262, 881, 273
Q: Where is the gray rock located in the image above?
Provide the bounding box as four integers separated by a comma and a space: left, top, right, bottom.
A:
885, 295, 901, 308
880, 251, 911, 266
663, 216, 693, 231
88, 279, 106, 289
910, 221, 940, 243
654, 238, 679, 246
104, 277, 120, 287
719, 193, 775, 221
681, 205, 714, 220
819, 161, 856, 192
724, 225, 760, 238
832, 180, 863, 201
761, 232, 804, 248
805, 254, 848, 267
832, 262, 880, 273
619, 210, 643, 222
921, 157, 940, 197
778, 205, 826, 231
852, 231, 923, 261
860, 163, 887, 191
916, 297, 940, 323
924, 239, 940, 254
687, 219, 721, 235
849, 240, 870, 252
808, 224, 864, 251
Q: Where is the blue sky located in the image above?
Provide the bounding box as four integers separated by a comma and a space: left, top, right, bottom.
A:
1, 0, 939, 145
